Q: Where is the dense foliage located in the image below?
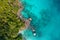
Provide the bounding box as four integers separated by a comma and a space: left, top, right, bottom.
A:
0, 0, 24, 40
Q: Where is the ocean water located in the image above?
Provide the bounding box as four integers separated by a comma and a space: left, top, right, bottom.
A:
19, 0, 60, 40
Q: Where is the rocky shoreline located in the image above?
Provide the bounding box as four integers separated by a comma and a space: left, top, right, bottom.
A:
17, 0, 32, 31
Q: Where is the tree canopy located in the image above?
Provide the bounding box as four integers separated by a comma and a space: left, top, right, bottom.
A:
0, 0, 25, 40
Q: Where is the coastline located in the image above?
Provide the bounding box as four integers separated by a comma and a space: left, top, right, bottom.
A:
17, 0, 31, 31
16, 0, 23, 17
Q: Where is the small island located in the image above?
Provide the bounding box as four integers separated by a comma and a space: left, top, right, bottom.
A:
0, 0, 31, 40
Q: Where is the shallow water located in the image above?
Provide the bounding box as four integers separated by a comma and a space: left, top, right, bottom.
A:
19, 0, 60, 40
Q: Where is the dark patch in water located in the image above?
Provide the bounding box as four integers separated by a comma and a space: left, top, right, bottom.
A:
53, 0, 60, 12
39, 9, 52, 27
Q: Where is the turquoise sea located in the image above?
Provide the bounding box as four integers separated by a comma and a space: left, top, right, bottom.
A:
19, 0, 60, 40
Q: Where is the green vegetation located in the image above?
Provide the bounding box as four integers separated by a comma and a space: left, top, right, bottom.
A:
0, 0, 24, 40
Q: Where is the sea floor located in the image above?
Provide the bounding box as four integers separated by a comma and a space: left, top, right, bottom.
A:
19, 0, 60, 40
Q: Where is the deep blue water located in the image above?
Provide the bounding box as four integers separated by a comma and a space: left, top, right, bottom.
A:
19, 0, 60, 40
